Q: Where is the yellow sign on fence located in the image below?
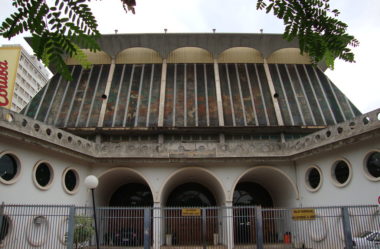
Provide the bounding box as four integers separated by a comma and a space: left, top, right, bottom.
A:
182, 208, 201, 216
292, 209, 316, 220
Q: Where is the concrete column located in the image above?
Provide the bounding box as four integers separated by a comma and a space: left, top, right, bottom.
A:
153, 202, 162, 249
263, 59, 284, 126
97, 58, 116, 127
158, 59, 168, 127
213, 59, 225, 126
224, 202, 234, 249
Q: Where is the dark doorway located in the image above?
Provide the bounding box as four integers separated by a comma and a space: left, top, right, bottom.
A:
165, 182, 217, 246
233, 182, 273, 244
107, 183, 153, 246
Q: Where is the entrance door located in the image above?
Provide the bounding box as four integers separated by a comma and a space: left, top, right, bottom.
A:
233, 182, 273, 244
165, 182, 217, 245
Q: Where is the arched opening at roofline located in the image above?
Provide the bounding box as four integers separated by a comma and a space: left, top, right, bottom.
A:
167, 47, 214, 63
267, 48, 312, 64
65, 49, 112, 65
217, 47, 264, 63
116, 47, 163, 64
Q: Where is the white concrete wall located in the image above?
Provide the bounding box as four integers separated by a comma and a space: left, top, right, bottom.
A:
0, 139, 92, 206
295, 137, 380, 207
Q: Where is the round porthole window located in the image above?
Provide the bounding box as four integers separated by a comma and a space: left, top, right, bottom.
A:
305, 166, 322, 192
0, 153, 21, 184
364, 151, 380, 181
62, 168, 79, 194
33, 162, 54, 190
331, 159, 352, 187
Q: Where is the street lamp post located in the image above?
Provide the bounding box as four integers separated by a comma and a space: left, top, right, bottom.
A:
84, 175, 100, 249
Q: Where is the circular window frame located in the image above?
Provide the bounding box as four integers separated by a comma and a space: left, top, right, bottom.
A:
330, 158, 352, 187
32, 161, 54, 190
304, 165, 323, 192
0, 214, 13, 247
0, 151, 21, 185
363, 150, 380, 182
62, 167, 80, 195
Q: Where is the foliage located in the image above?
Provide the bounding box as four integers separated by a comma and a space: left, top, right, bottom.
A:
73, 216, 94, 249
256, 0, 359, 69
0, 0, 102, 80
0, 0, 357, 79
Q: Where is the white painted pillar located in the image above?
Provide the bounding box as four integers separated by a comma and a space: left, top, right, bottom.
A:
97, 58, 116, 127
225, 202, 234, 249
263, 58, 284, 126
153, 202, 162, 249
213, 59, 225, 126
158, 59, 168, 127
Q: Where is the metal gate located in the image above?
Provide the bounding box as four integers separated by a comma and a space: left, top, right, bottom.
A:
1, 204, 379, 249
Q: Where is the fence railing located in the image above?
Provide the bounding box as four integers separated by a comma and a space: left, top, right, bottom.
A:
0, 204, 379, 249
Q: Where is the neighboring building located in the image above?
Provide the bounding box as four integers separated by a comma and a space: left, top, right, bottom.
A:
0, 45, 51, 112
0, 33, 379, 249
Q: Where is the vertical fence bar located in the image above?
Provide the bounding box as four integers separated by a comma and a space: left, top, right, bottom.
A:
67, 206, 75, 249
0, 202, 4, 245
144, 208, 151, 249
202, 208, 207, 249
342, 207, 354, 249
255, 206, 264, 249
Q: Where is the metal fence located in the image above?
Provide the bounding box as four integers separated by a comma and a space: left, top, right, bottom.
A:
0, 204, 379, 249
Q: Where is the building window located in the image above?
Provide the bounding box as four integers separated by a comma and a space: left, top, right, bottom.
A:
305, 166, 322, 192
33, 162, 53, 190
364, 151, 380, 181
62, 168, 79, 194
331, 159, 352, 187
0, 153, 20, 184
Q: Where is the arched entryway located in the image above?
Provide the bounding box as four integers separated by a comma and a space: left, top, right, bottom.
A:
160, 168, 225, 246
232, 166, 299, 245
97, 168, 154, 246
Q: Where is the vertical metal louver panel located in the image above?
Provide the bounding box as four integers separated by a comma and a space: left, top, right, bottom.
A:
136, 64, 152, 126
45, 70, 71, 125
164, 64, 175, 126
205, 64, 218, 126
186, 64, 196, 127
304, 65, 335, 124
147, 64, 161, 126
287, 64, 315, 125
219, 64, 234, 126
329, 83, 356, 120
277, 64, 304, 125
314, 68, 345, 123
164, 63, 218, 127
296, 65, 325, 124
237, 64, 255, 125
87, 64, 110, 127
255, 64, 277, 125
76, 65, 101, 127
25, 82, 48, 118
175, 64, 185, 126
246, 64, 268, 126
268, 64, 293, 126
55, 66, 82, 127
103, 64, 124, 127
227, 64, 245, 126
125, 65, 143, 127
106, 64, 130, 127
196, 64, 207, 126
35, 74, 61, 122
66, 68, 91, 127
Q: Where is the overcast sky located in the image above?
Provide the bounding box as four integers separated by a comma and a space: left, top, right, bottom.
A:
1, 0, 379, 113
